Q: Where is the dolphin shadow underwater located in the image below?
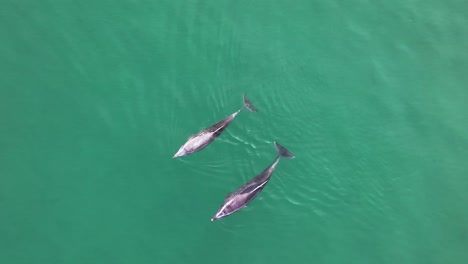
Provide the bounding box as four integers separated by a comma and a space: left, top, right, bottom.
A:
173, 94, 257, 158
211, 142, 295, 221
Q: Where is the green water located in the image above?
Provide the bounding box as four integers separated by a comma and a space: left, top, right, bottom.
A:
1, 1, 468, 263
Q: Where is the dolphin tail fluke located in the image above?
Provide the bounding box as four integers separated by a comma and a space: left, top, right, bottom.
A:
274, 142, 295, 159
243, 93, 257, 112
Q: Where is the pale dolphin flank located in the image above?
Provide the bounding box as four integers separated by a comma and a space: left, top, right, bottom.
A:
173, 94, 257, 158
211, 142, 294, 221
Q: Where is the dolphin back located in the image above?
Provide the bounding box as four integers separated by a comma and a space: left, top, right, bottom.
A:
274, 142, 295, 159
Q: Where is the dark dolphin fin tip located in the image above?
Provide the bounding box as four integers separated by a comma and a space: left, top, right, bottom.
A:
243, 93, 257, 112
225, 192, 234, 201
274, 141, 295, 159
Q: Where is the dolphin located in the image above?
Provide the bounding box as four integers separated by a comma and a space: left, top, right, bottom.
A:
211, 142, 295, 221
173, 94, 257, 158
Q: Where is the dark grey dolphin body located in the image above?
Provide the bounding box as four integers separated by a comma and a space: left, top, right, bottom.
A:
211, 142, 294, 221
173, 94, 257, 158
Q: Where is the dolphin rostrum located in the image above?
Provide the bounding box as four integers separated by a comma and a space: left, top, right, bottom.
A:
211, 142, 295, 221
173, 94, 257, 158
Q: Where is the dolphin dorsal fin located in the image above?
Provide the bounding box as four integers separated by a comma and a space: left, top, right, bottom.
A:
225, 192, 234, 201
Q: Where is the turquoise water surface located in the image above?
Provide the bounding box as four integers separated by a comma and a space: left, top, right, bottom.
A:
1, 1, 467, 263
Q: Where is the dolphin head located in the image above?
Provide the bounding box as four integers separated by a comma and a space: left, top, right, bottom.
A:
211, 203, 233, 221
211, 211, 226, 222
173, 147, 188, 158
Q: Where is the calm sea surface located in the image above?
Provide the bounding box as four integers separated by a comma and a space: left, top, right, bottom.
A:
1, 1, 467, 263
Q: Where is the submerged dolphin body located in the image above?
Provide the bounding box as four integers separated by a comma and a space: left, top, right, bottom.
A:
211, 142, 295, 221
173, 94, 257, 158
